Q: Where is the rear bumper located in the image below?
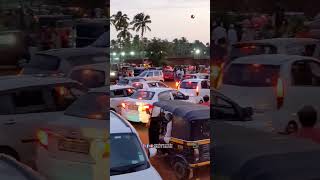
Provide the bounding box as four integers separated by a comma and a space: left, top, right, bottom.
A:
121, 109, 150, 123
36, 146, 107, 180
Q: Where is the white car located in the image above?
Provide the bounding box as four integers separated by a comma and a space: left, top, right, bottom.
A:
110, 111, 162, 180
68, 62, 108, 89
131, 80, 170, 90
220, 54, 320, 134
121, 88, 197, 123
178, 79, 210, 102
22, 47, 106, 75
182, 73, 210, 80
0, 75, 87, 168
110, 85, 136, 113
137, 70, 164, 82
36, 87, 108, 180
231, 38, 320, 61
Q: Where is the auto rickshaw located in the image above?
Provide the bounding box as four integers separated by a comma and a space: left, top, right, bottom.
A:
149, 100, 210, 179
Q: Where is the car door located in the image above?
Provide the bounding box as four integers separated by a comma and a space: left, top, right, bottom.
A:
200, 80, 210, 97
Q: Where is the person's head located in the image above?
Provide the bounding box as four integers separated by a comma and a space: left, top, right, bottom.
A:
298, 106, 317, 128
203, 95, 210, 102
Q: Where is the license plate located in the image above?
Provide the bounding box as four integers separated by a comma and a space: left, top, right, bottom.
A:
128, 104, 138, 110
58, 138, 90, 154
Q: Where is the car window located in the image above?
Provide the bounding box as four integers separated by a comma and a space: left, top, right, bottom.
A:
180, 81, 198, 89
111, 89, 125, 98
51, 85, 83, 111
201, 80, 210, 89
158, 82, 168, 88
131, 91, 155, 100
154, 71, 160, 76
230, 44, 277, 60
70, 69, 105, 88
138, 71, 147, 77
65, 92, 107, 120
147, 82, 158, 88
291, 60, 313, 86
28, 54, 60, 71
0, 94, 14, 115
171, 90, 185, 100
12, 89, 48, 114
158, 91, 171, 101
224, 64, 280, 87
212, 96, 237, 119
147, 72, 153, 77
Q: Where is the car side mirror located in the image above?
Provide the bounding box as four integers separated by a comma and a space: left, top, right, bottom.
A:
147, 147, 157, 158
242, 107, 253, 121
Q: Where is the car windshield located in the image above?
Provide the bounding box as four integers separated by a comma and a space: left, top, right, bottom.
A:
180, 81, 198, 89
223, 64, 280, 87
230, 44, 277, 60
131, 91, 155, 100
110, 133, 148, 176
70, 69, 105, 88
28, 54, 60, 71
65, 92, 107, 120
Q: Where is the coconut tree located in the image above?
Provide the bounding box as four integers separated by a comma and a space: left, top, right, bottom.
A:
131, 13, 152, 38
110, 11, 130, 31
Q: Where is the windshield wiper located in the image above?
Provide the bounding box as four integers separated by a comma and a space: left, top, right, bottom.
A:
110, 162, 147, 175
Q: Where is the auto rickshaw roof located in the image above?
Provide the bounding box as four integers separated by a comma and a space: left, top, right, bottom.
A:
173, 105, 209, 121
153, 100, 195, 112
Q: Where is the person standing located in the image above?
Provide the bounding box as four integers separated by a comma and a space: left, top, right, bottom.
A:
228, 24, 238, 45
213, 22, 227, 44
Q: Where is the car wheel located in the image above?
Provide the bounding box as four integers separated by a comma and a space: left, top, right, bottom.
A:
0, 147, 20, 161
173, 159, 191, 180
286, 121, 298, 134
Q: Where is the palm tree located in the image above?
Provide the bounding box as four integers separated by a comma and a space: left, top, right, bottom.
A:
110, 11, 130, 31
131, 13, 152, 38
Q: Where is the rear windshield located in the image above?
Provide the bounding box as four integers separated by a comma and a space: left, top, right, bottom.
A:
131, 91, 155, 100
28, 54, 60, 70
180, 82, 198, 89
65, 92, 107, 120
230, 44, 277, 60
70, 69, 105, 88
223, 64, 280, 87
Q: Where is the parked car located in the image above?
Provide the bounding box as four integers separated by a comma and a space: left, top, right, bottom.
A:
36, 87, 108, 180
131, 81, 169, 90
21, 47, 106, 75
0, 75, 87, 168
0, 154, 45, 180
220, 54, 320, 134
110, 85, 136, 113
177, 73, 210, 88
138, 70, 164, 82
110, 111, 162, 180
163, 69, 174, 81
178, 79, 210, 102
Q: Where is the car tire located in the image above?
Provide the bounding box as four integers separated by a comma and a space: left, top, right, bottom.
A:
0, 147, 20, 161
286, 121, 298, 134
173, 159, 191, 180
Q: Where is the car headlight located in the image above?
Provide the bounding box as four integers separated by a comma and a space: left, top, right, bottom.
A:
110, 72, 116, 76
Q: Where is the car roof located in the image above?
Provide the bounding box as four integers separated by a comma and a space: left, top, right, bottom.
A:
231, 54, 318, 65
181, 78, 207, 83
36, 47, 106, 59
137, 87, 173, 93
70, 62, 107, 71
235, 38, 319, 46
110, 85, 134, 90
0, 75, 78, 91
110, 111, 133, 134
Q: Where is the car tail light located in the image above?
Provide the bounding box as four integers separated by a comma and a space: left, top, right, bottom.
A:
276, 78, 284, 109
176, 81, 179, 88
37, 129, 49, 149
142, 104, 153, 111
102, 143, 109, 159
121, 103, 126, 108
196, 86, 199, 96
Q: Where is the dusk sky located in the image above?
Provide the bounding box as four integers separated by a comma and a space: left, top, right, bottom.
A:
110, 0, 210, 44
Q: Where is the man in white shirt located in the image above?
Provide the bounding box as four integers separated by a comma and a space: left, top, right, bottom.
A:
213, 23, 227, 44
163, 112, 173, 144
228, 24, 238, 45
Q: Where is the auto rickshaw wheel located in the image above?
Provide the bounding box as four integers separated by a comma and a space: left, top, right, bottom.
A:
173, 159, 191, 179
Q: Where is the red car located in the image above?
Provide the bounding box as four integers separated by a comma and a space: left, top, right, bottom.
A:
163, 69, 174, 81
